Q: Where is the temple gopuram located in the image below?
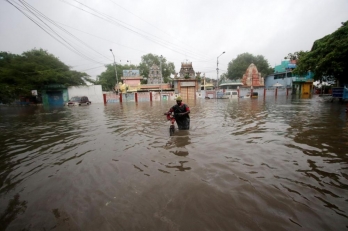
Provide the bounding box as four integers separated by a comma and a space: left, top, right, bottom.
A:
241, 63, 264, 87
148, 64, 162, 84
178, 61, 195, 78
172, 61, 200, 100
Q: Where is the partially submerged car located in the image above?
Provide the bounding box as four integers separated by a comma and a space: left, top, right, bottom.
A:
221, 90, 238, 99
66, 96, 91, 106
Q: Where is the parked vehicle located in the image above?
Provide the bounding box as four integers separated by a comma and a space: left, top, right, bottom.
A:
221, 90, 238, 99
240, 92, 258, 98
66, 96, 91, 106
251, 92, 258, 98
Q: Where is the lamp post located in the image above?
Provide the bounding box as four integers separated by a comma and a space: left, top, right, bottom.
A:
216, 51, 225, 90
110, 49, 118, 94
160, 55, 163, 96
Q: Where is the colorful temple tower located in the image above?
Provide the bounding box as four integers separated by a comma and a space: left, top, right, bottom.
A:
241, 63, 264, 87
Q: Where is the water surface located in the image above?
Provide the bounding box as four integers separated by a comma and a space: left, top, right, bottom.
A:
0, 96, 347, 230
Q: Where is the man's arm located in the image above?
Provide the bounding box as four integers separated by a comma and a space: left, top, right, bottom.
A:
179, 104, 190, 116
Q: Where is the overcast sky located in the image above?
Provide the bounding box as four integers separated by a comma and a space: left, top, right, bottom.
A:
1, 0, 347, 80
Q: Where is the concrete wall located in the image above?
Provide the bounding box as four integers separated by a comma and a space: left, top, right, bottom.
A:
200, 88, 293, 98
67, 85, 103, 103
105, 91, 178, 103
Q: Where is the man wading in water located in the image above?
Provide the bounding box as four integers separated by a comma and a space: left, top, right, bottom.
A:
166, 96, 190, 130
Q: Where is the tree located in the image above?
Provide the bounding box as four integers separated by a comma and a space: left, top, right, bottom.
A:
138, 54, 175, 83
0, 49, 92, 104
292, 21, 348, 85
96, 64, 121, 91
284, 51, 308, 61
226, 53, 273, 81
95, 63, 139, 91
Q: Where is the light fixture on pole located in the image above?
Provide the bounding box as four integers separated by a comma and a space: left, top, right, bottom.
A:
160, 55, 163, 95
110, 49, 118, 94
216, 51, 225, 89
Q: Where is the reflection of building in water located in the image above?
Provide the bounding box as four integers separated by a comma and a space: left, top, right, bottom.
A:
164, 135, 191, 157
170, 150, 188, 157
173, 135, 191, 147
241, 63, 264, 87
165, 161, 191, 171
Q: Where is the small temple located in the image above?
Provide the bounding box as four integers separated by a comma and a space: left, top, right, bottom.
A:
241, 63, 264, 87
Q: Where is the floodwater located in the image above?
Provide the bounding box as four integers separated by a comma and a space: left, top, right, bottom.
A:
0, 95, 347, 231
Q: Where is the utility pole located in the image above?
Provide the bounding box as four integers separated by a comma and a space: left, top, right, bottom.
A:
160, 55, 163, 98
110, 49, 118, 94
217, 51, 225, 90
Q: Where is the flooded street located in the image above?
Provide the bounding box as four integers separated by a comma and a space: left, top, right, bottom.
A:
1, 96, 348, 231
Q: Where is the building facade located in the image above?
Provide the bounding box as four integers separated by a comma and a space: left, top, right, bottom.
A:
120, 69, 143, 93
264, 60, 314, 95
173, 62, 200, 100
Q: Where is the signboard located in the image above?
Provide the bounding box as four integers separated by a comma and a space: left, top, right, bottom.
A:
180, 81, 196, 87
31, 90, 38, 96
123, 70, 140, 77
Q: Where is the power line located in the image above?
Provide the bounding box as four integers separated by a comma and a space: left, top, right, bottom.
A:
63, 0, 212, 61
6, 0, 107, 66
54, 21, 148, 55
20, 0, 111, 62
106, 0, 208, 58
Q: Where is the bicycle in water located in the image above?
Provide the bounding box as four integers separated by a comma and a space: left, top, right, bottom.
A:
164, 112, 176, 136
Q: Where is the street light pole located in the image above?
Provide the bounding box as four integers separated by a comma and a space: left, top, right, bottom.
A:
216, 51, 225, 90
110, 49, 118, 94
160, 55, 163, 96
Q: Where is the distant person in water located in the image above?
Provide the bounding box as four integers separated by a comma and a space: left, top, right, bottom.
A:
166, 96, 190, 130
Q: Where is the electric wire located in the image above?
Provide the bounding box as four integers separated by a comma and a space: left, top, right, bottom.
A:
5, 0, 228, 77
71, 0, 209, 60
62, 0, 212, 61
106, 0, 208, 58
17, 0, 107, 65
6, 0, 107, 67
20, 0, 112, 62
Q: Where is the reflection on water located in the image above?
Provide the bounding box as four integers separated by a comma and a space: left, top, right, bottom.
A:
166, 132, 191, 157
0, 95, 348, 230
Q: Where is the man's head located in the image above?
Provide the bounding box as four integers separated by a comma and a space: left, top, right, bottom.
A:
176, 96, 182, 105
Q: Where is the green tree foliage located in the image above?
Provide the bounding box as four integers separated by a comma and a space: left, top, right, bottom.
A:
95, 62, 139, 91
0, 48, 92, 103
284, 51, 308, 61
95, 63, 127, 91
291, 21, 348, 85
226, 53, 274, 80
138, 53, 175, 83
